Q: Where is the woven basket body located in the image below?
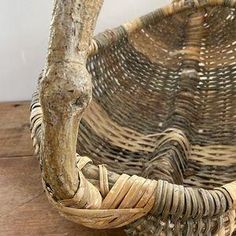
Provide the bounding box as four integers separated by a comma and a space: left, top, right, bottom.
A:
31, 0, 236, 235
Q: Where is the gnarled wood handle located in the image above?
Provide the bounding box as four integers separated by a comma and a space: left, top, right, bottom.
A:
39, 0, 103, 200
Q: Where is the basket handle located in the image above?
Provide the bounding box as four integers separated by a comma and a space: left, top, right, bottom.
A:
39, 0, 103, 200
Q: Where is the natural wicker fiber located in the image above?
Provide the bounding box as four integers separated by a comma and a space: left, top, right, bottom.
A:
30, 0, 236, 235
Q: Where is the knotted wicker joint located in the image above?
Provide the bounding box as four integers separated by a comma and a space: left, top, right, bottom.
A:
30, 0, 236, 235
40, 153, 235, 230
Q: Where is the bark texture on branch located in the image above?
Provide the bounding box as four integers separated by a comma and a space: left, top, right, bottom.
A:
39, 0, 103, 200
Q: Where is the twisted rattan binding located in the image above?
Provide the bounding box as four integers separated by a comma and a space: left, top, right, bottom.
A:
30, 0, 236, 235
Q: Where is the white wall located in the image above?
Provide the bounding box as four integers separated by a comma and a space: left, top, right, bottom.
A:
0, 0, 169, 102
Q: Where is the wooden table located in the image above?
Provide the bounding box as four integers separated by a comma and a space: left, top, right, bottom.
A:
0, 102, 125, 236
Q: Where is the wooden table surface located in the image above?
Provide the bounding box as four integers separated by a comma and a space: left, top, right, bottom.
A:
0, 102, 125, 236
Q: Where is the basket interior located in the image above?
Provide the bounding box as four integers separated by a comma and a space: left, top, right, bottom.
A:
77, 6, 236, 189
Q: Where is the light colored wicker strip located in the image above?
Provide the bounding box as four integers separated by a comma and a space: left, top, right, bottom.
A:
98, 164, 109, 197
222, 182, 236, 209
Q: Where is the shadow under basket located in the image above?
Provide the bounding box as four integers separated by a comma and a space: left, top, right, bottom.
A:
30, 0, 236, 235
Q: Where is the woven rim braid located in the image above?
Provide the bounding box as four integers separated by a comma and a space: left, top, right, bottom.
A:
30, 0, 236, 235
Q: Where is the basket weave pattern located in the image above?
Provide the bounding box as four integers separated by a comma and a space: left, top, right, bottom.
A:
30, 0, 236, 234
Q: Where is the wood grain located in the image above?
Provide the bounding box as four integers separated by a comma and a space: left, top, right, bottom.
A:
0, 102, 125, 236
0, 102, 34, 157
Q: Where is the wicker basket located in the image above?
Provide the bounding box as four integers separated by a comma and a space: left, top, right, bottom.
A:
30, 0, 236, 235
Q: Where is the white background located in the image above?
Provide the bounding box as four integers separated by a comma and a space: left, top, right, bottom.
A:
0, 0, 169, 102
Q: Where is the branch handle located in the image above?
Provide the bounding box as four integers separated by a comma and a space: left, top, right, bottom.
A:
39, 0, 103, 200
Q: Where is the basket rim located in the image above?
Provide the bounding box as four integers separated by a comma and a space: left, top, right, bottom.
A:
89, 0, 236, 56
